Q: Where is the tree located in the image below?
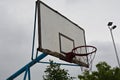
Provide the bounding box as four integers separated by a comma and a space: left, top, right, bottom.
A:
43, 60, 74, 80
78, 62, 120, 80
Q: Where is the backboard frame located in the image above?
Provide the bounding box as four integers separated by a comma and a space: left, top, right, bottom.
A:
36, 0, 88, 67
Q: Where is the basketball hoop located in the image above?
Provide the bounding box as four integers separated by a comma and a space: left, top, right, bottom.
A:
64, 45, 97, 69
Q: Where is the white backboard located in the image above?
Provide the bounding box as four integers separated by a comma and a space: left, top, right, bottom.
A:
38, 1, 87, 65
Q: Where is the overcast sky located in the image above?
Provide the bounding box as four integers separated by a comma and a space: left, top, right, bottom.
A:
1, 0, 120, 80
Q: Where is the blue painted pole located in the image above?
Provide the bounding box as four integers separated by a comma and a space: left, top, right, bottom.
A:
23, 67, 28, 80
39, 61, 80, 66
23, 66, 31, 80
28, 68, 31, 80
7, 53, 47, 80
31, 1, 37, 60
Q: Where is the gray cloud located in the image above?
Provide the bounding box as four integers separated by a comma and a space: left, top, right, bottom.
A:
1, 0, 120, 80
90, 41, 120, 69
0, 1, 34, 79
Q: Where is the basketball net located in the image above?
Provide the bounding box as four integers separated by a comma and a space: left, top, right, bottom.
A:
65, 45, 97, 71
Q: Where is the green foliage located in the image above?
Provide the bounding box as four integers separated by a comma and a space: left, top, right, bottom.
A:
78, 62, 120, 80
43, 60, 74, 80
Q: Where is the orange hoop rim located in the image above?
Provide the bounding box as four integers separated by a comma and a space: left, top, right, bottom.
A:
72, 45, 97, 56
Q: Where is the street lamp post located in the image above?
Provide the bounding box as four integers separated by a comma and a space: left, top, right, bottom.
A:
108, 22, 120, 67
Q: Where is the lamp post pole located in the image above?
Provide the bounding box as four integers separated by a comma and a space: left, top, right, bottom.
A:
108, 22, 120, 67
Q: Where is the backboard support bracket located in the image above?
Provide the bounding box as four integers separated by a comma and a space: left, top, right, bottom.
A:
38, 48, 88, 67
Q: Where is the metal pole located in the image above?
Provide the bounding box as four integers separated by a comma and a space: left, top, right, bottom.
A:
31, 1, 37, 60
109, 27, 120, 67
39, 61, 80, 66
7, 53, 47, 80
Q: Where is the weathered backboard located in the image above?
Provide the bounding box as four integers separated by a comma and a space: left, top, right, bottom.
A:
37, 1, 88, 67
